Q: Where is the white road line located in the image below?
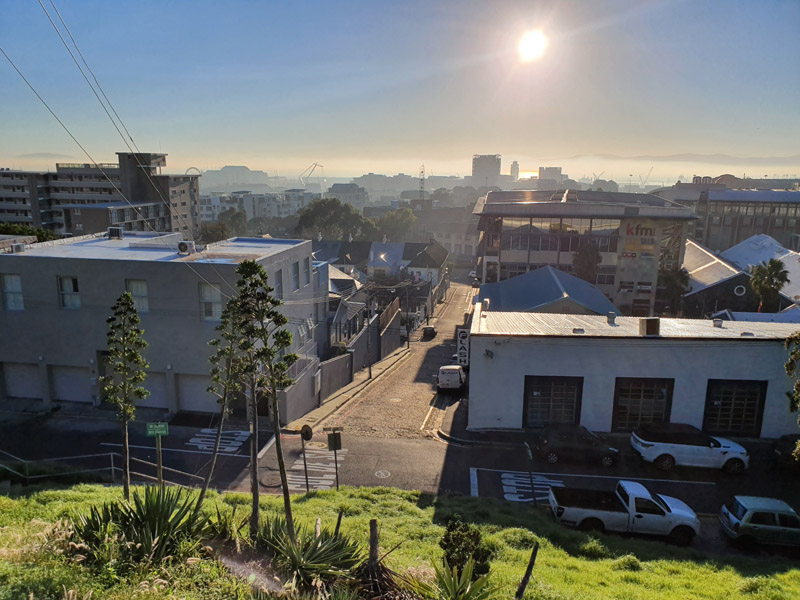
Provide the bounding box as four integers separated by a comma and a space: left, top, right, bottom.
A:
471, 467, 716, 486
100, 442, 250, 458
419, 396, 438, 430
470, 467, 479, 497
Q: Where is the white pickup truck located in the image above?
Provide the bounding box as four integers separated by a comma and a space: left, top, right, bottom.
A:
548, 480, 700, 545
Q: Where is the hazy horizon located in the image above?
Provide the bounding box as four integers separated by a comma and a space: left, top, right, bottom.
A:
2, 0, 798, 184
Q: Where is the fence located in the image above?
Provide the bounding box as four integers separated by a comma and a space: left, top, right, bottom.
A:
319, 352, 353, 402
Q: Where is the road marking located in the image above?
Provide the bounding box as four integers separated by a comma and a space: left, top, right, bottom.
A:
186, 428, 249, 453
100, 442, 250, 458
470, 468, 565, 503
471, 467, 716, 486
286, 448, 348, 492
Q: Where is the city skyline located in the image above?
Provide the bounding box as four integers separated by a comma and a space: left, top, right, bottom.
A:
2, 0, 798, 182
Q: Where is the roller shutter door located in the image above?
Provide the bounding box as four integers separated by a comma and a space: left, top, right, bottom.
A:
177, 374, 218, 413
3, 363, 40, 399
52, 366, 91, 403
139, 372, 169, 409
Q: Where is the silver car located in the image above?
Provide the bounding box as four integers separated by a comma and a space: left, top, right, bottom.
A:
719, 496, 800, 547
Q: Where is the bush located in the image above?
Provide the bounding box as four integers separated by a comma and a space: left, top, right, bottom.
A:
577, 537, 611, 560
439, 516, 493, 579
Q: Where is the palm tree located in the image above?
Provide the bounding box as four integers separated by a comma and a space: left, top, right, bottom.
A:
658, 267, 689, 316
750, 258, 789, 313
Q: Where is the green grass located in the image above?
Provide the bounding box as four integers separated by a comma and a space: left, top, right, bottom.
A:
1, 484, 799, 599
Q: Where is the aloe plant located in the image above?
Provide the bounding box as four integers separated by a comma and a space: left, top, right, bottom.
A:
430, 558, 496, 600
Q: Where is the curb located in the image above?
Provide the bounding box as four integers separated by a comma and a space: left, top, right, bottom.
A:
435, 428, 523, 449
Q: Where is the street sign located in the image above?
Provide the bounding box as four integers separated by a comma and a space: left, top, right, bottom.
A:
456, 328, 470, 366
146, 422, 169, 437
300, 425, 313, 441
327, 432, 342, 451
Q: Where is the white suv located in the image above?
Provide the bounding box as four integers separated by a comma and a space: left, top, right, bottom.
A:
630, 423, 749, 474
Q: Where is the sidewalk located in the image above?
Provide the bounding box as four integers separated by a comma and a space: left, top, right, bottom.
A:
283, 346, 412, 433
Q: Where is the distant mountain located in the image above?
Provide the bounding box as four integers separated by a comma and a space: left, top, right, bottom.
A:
560, 153, 800, 166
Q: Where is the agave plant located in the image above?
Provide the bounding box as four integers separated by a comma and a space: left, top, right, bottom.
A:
427, 558, 495, 600
256, 516, 362, 591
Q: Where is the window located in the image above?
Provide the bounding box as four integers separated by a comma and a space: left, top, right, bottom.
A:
703, 380, 766, 437
73, 208, 81, 215
749, 512, 777, 526
58, 276, 80, 309
125, 279, 149, 313
635, 498, 665, 516
612, 378, 673, 432
75, 223, 83, 231
292, 261, 300, 291
199, 282, 222, 320
1, 274, 24, 310
303, 257, 310, 285
778, 513, 800, 528
523, 376, 583, 428
274, 269, 283, 299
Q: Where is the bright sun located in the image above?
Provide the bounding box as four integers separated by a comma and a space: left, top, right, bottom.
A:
518, 29, 548, 62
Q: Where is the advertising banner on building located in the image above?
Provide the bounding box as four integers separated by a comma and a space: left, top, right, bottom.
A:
456, 328, 470, 366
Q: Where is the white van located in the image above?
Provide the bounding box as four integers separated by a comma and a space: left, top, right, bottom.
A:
435, 365, 466, 393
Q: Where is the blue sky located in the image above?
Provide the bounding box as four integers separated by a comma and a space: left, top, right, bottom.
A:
1, 0, 798, 181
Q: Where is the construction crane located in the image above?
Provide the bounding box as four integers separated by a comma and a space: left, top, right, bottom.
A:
592, 171, 605, 182
639, 166, 654, 188
299, 162, 324, 188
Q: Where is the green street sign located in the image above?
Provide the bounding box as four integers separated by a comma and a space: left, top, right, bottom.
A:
146, 422, 169, 437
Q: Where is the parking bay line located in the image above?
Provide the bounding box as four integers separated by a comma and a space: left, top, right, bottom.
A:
100, 442, 250, 458
469, 466, 716, 497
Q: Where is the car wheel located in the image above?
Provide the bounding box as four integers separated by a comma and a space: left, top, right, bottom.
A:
579, 518, 604, 533
723, 458, 745, 475
600, 455, 615, 468
655, 454, 675, 471
669, 526, 695, 546
545, 451, 559, 464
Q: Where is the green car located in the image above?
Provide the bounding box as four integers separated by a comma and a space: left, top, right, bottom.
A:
719, 496, 800, 547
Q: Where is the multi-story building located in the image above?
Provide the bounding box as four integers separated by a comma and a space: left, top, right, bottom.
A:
652, 179, 800, 251
471, 154, 501, 188
0, 153, 199, 238
510, 161, 519, 182
326, 183, 368, 211
474, 189, 694, 315
0, 231, 326, 423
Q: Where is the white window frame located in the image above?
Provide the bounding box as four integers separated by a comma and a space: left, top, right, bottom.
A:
199, 282, 223, 321
274, 269, 283, 299
292, 261, 300, 291
58, 276, 80, 309
126, 279, 149, 313
1, 274, 24, 311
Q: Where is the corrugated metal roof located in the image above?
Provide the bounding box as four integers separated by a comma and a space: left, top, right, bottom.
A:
471, 309, 798, 340
708, 189, 800, 203
683, 239, 742, 294
722, 234, 800, 302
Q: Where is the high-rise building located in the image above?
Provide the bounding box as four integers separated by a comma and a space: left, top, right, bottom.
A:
472, 154, 501, 188
510, 161, 519, 182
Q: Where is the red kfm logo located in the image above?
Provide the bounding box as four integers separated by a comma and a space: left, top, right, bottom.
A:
626, 223, 655, 236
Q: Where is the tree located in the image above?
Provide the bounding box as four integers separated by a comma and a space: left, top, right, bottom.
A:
0, 223, 58, 242
193, 299, 243, 518
377, 208, 417, 242
231, 260, 298, 540
100, 292, 149, 501
198, 221, 230, 244
218, 209, 248, 236
295, 197, 378, 241
784, 333, 800, 461
750, 258, 789, 312
572, 243, 601, 283
658, 267, 690, 316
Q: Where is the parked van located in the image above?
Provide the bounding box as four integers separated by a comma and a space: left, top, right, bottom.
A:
435, 365, 466, 393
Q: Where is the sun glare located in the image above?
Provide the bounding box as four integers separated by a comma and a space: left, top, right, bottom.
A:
518, 29, 548, 62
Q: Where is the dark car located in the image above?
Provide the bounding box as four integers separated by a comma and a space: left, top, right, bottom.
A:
472, 278, 481, 288
773, 434, 800, 468
532, 424, 620, 468
422, 326, 437, 338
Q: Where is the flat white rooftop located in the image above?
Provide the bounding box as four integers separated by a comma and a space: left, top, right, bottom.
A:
471, 306, 799, 340
5, 232, 306, 264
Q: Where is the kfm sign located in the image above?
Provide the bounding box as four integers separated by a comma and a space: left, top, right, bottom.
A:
456, 328, 470, 366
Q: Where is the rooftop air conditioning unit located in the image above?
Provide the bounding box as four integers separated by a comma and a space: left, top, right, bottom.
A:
10, 243, 25, 253
177, 241, 196, 254
107, 226, 123, 239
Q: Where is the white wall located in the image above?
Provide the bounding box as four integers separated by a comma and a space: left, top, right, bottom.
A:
468, 334, 797, 438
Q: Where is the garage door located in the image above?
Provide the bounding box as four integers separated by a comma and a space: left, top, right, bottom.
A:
138, 372, 169, 409
3, 363, 40, 399
612, 377, 673, 432
703, 379, 766, 437
177, 374, 218, 413
52, 366, 91, 403
523, 376, 583, 428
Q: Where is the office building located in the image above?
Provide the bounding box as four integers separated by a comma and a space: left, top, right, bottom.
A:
471, 155, 501, 188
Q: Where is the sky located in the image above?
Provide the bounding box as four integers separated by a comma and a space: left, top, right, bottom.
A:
1, 0, 799, 183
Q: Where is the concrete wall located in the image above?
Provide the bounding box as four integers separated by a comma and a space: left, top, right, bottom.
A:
0, 238, 321, 416
347, 315, 379, 372
279, 357, 319, 425
320, 353, 353, 401
380, 309, 402, 358
468, 334, 797, 438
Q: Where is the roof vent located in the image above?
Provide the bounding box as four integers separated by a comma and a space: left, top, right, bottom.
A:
740, 331, 755, 337
107, 226, 123, 239
572, 327, 585, 334
10, 243, 25, 253
639, 317, 660, 337
607, 312, 616, 325
712, 319, 723, 328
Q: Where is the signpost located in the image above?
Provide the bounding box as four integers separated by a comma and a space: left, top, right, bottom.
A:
146, 422, 169, 487
324, 426, 343, 490
522, 441, 537, 506
300, 425, 313, 494
456, 328, 470, 367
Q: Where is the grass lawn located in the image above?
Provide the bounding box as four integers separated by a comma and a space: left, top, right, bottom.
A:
1, 483, 798, 599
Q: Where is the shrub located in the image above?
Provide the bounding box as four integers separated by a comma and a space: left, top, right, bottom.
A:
438, 516, 492, 579
612, 554, 642, 572
431, 558, 496, 600
577, 536, 611, 560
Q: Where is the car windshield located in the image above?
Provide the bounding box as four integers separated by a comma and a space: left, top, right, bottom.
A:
653, 494, 672, 513
730, 499, 747, 520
